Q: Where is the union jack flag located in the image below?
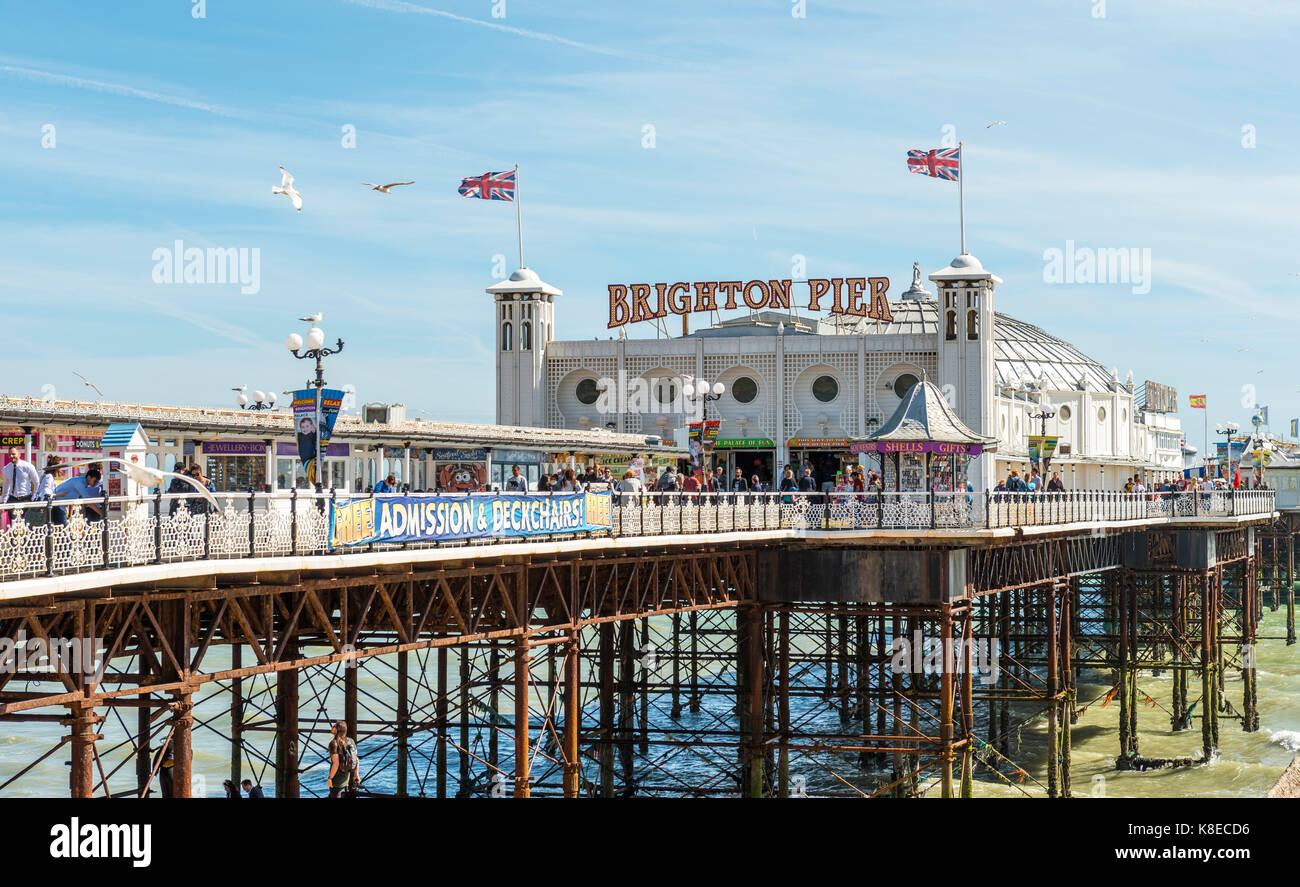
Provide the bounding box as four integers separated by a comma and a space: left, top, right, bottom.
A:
458, 169, 516, 201
906, 147, 960, 181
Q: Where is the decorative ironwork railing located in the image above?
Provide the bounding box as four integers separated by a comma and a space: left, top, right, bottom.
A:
0, 488, 1275, 583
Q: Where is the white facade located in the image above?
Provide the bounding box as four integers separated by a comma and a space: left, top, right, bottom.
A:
493, 255, 1185, 491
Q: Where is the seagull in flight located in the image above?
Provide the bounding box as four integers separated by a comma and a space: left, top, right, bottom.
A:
272, 166, 303, 211
299, 312, 324, 323
60, 457, 222, 512
987, 121, 1007, 128
362, 181, 414, 194
73, 372, 104, 397
232, 384, 247, 392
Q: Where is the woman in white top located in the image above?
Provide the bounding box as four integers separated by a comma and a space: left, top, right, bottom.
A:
28, 456, 62, 525
559, 467, 584, 493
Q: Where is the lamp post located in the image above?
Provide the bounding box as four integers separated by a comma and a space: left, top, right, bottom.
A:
286, 324, 344, 490
1214, 421, 1240, 487
683, 378, 725, 473
236, 389, 277, 411
1029, 407, 1056, 472
683, 378, 726, 418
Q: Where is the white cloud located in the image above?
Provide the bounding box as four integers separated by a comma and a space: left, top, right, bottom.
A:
0, 62, 236, 116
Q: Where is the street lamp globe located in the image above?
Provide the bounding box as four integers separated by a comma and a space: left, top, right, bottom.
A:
252, 390, 266, 404
683, 382, 696, 398
712, 381, 725, 396
237, 393, 249, 407
266, 391, 277, 405
285, 333, 303, 352
305, 327, 325, 350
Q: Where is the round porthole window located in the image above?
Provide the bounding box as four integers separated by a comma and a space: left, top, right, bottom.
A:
1097, 406, 1107, 422
893, 373, 920, 399
812, 375, 839, 403
576, 378, 600, 405
653, 378, 677, 404
732, 376, 758, 404
1058, 404, 1072, 421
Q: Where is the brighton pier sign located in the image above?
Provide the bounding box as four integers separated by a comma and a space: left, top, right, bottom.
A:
607, 277, 893, 329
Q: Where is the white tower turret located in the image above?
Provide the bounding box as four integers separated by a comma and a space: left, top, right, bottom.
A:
931, 254, 1001, 489
488, 267, 561, 426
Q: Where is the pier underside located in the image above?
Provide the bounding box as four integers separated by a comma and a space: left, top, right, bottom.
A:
0, 519, 1294, 798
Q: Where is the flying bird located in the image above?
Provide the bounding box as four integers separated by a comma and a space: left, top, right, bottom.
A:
73, 372, 104, 397
272, 166, 302, 211
232, 384, 247, 392
60, 457, 222, 512
361, 181, 414, 193
987, 121, 1007, 128
299, 312, 324, 323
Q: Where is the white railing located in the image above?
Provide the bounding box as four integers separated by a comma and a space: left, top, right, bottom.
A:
0, 488, 1276, 583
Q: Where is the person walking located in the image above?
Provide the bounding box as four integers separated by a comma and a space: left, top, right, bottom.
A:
731, 468, 749, 493
29, 455, 62, 526
559, 467, 583, 492
798, 467, 817, 493
712, 466, 727, 493
240, 779, 265, 799
327, 721, 361, 798
2, 444, 39, 527
52, 467, 104, 523
1046, 471, 1065, 492
185, 464, 216, 516
504, 465, 528, 493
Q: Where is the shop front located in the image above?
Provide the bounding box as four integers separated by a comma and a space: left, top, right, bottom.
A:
714, 437, 776, 488
787, 437, 852, 491
490, 448, 546, 488
200, 440, 268, 492
848, 380, 997, 493
432, 447, 487, 492
276, 441, 349, 491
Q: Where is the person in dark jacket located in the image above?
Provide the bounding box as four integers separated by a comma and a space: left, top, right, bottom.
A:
240, 779, 265, 799
731, 468, 749, 492
711, 466, 727, 493
798, 468, 818, 492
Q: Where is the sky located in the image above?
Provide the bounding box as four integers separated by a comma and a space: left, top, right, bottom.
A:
0, 0, 1296, 449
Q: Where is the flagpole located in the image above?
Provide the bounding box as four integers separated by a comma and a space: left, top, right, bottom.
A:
515, 164, 524, 269
1204, 396, 1209, 471
958, 141, 965, 255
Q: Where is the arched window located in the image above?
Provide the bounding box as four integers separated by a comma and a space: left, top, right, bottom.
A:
502, 322, 513, 351
521, 322, 532, 350
966, 309, 978, 340
945, 310, 957, 340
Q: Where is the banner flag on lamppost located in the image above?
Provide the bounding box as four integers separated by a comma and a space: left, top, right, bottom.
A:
294, 388, 344, 484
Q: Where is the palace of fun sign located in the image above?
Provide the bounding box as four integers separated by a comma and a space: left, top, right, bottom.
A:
607, 277, 893, 329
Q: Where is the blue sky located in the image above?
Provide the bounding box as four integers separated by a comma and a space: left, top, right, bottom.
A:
0, 0, 1296, 446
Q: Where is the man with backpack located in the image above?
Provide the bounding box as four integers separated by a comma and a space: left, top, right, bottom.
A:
327, 721, 361, 798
